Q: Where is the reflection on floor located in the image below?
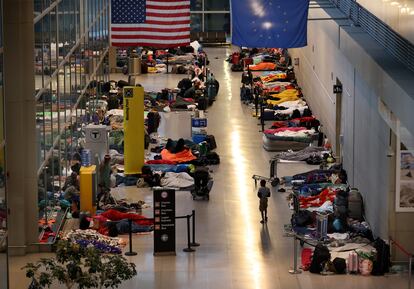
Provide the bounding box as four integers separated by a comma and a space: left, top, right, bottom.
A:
8, 47, 409, 289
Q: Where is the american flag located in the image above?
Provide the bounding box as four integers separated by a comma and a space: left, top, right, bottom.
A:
111, 0, 191, 48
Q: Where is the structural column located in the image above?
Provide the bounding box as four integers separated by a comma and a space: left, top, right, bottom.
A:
3, 0, 38, 255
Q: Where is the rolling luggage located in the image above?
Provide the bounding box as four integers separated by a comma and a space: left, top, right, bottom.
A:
348, 188, 363, 221
347, 252, 358, 273
205, 135, 217, 150
197, 96, 208, 111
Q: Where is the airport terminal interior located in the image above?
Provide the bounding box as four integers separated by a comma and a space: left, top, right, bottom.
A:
1, 0, 414, 288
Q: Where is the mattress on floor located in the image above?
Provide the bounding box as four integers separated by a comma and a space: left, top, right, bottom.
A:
262, 133, 314, 152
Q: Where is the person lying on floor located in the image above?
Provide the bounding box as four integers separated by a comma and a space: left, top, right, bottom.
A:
281, 168, 347, 186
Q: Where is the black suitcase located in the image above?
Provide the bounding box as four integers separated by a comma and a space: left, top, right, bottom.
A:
197, 97, 208, 110
205, 135, 217, 150
348, 188, 363, 221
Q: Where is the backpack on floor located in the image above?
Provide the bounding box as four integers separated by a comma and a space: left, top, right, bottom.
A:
309, 244, 331, 274
231, 63, 243, 72
371, 238, 391, 275
206, 152, 220, 165
333, 257, 347, 274
348, 188, 364, 221
205, 135, 217, 151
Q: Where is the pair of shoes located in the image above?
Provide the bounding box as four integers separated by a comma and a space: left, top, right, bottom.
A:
260, 220, 265, 224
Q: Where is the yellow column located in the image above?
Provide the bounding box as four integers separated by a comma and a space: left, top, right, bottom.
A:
123, 86, 145, 174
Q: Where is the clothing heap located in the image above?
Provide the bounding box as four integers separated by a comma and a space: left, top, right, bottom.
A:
64, 229, 126, 254
280, 164, 391, 276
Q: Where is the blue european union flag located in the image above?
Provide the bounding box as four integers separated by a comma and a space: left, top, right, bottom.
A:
111, 0, 146, 24
231, 0, 310, 48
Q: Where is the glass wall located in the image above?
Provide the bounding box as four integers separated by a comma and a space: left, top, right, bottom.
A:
34, 0, 109, 244
0, 0, 7, 287
190, 0, 230, 34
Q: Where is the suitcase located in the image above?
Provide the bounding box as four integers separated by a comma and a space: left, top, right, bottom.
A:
197, 97, 208, 111
347, 252, 358, 273
348, 188, 363, 221
231, 53, 240, 65
205, 135, 217, 150
316, 213, 328, 240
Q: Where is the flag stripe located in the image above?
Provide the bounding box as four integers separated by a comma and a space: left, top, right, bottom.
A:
111, 34, 189, 40
113, 38, 190, 44
112, 31, 190, 36
111, 27, 189, 32
146, 5, 189, 10
146, 1, 189, 6
146, 12, 190, 18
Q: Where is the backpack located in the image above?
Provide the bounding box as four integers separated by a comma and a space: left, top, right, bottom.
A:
206, 152, 220, 165
177, 65, 187, 74
205, 135, 217, 150
231, 63, 243, 72
291, 210, 313, 227
332, 257, 347, 274
309, 244, 331, 274
371, 238, 391, 275
240, 86, 253, 102
348, 188, 364, 221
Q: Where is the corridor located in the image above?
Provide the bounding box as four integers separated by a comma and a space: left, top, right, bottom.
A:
8, 47, 407, 289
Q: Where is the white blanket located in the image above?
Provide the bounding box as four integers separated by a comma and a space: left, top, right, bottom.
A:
160, 172, 194, 189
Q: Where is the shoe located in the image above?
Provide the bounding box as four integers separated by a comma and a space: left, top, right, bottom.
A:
265, 217, 268, 222
260, 220, 265, 224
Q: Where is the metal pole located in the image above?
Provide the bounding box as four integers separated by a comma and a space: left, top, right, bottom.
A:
254, 93, 259, 117
191, 210, 200, 247
289, 236, 302, 274
183, 215, 195, 252
260, 103, 265, 132
409, 256, 412, 289
125, 219, 137, 256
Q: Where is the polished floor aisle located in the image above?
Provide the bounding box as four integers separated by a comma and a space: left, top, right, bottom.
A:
8, 48, 408, 289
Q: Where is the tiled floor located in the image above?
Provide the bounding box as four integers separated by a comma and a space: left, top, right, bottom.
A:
8, 47, 410, 289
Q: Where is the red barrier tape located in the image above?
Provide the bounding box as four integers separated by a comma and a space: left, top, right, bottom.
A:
390, 237, 413, 258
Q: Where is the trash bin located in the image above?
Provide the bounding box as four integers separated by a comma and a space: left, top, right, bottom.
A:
128, 57, 141, 76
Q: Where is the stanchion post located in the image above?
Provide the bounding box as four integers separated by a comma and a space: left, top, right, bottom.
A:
183, 215, 195, 252
191, 210, 200, 247
288, 236, 302, 274
260, 103, 265, 132
409, 255, 412, 289
125, 219, 138, 256
255, 93, 259, 117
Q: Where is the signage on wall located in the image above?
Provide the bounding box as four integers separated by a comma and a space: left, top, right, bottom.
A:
153, 188, 176, 255
333, 84, 343, 94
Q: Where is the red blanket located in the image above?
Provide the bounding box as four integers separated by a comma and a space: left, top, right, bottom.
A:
100, 209, 154, 226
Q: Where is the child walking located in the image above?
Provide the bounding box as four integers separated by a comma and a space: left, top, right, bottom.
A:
257, 180, 271, 223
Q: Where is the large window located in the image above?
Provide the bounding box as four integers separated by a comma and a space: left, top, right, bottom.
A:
0, 1, 6, 288
190, 0, 230, 34
34, 0, 110, 244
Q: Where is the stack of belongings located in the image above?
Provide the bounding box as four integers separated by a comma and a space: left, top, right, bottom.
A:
281, 165, 389, 276
139, 134, 219, 192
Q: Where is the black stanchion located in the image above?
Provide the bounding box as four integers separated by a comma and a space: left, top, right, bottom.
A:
260, 103, 265, 132
254, 93, 259, 117
125, 219, 137, 256
166, 53, 169, 74
183, 215, 195, 253
190, 210, 200, 247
